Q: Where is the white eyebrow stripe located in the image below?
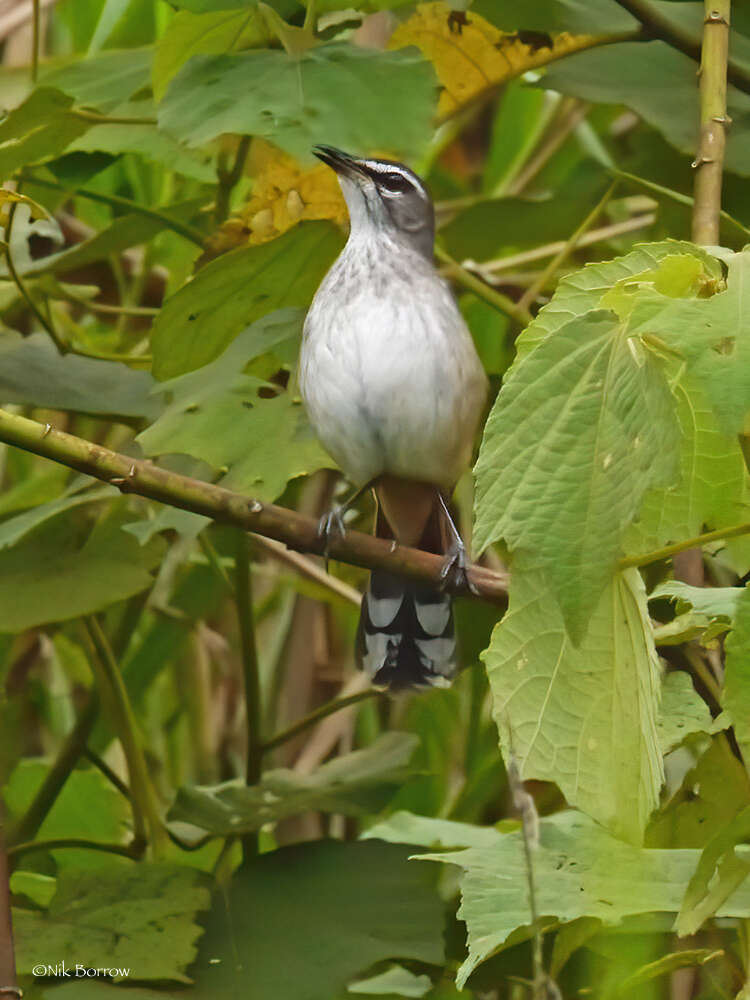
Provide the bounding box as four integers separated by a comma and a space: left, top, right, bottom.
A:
359, 159, 429, 198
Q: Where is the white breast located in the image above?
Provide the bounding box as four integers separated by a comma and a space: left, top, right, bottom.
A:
299, 234, 487, 489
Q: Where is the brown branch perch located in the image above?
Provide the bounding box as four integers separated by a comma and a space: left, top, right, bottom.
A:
0, 409, 509, 607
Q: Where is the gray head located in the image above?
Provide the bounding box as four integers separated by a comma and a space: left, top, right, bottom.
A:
313, 145, 435, 260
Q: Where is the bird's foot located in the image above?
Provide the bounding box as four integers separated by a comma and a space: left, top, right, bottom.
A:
318, 507, 347, 570
439, 540, 479, 595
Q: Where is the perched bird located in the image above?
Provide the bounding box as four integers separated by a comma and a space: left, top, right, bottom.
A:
299, 146, 488, 690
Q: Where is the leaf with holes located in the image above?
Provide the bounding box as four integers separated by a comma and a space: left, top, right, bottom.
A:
150, 222, 342, 378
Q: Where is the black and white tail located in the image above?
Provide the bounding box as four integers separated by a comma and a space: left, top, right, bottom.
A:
355, 511, 456, 690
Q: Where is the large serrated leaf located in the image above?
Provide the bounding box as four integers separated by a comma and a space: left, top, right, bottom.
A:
626, 249, 750, 435
474, 310, 680, 640
482, 567, 663, 842
421, 809, 750, 987
158, 45, 436, 160
150, 221, 343, 378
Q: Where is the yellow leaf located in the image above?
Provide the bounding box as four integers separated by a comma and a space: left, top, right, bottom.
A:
204, 140, 347, 259
389, 2, 601, 116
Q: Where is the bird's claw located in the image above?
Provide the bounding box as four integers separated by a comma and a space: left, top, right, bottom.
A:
439, 542, 479, 595
318, 507, 347, 570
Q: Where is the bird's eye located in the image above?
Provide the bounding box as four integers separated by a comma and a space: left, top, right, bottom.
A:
379, 171, 412, 194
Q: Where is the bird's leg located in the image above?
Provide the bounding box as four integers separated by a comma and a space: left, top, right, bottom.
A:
318, 480, 373, 566
436, 492, 478, 595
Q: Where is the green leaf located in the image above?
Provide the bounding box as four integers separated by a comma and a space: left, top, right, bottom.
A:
724, 587, 750, 762
363, 810, 504, 850
190, 840, 444, 999
650, 580, 743, 621
151, 222, 342, 378
0, 483, 114, 551
541, 41, 750, 178
13, 863, 210, 983
474, 310, 680, 641
646, 737, 750, 849
158, 45, 436, 160
627, 249, 750, 436
657, 671, 720, 754
0, 88, 89, 178
512, 241, 720, 371
152, 8, 279, 100
676, 804, 750, 936
67, 100, 217, 182
40, 48, 153, 112
0, 506, 164, 632
482, 568, 662, 842
19, 208, 202, 278
0, 332, 160, 420
440, 163, 611, 262
169, 732, 418, 834
140, 309, 330, 499
471, 0, 636, 33
4, 762, 129, 865
348, 965, 432, 997
624, 373, 746, 558
615, 949, 723, 994
422, 809, 750, 987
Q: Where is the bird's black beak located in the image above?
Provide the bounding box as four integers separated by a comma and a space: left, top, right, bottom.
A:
313, 145, 363, 177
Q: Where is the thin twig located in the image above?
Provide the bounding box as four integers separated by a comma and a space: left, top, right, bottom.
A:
612, 169, 750, 238
262, 688, 382, 753
215, 134, 251, 225
692, 0, 731, 244
0, 408, 509, 605
8, 837, 140, 861
436, 247, 532, 327
516, 181, 618, 313
506, 98, 590, 196
83, 616, 166, 854
255, 535, 361, 606
0, 805, 18, 1000
83, 746, 131, 800
476, 214, 656, 276
8, 695, 99, 845
235, 532, 262, 862
2, 202, 66, 352
612, 0, 750, 96
31, 0, 39, 82
619, 519, 750, 569
24, 175, 206, 248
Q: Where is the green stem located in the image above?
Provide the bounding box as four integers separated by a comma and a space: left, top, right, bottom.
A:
84, 616, 166, 855
620, 520, 750, 570
261, 688, 382, 754
82, 747, 131, 800
199, 532, 234, 593
8, 838, 141, 861
31, 0, 40, 83
517, 181, 618, 313
612, 168, 750, 238
24, 175, 206, 248
0, 805, 18, 998
9, 695, 99, 846
3, 202, 66, 353
692, 0, 731, 244
435, 247, 532, 327
234, 532, 262, 861
612, 0, 750, 96
0, 408, 509, 605
215, 134, 251, 226
71, 109, 157, 126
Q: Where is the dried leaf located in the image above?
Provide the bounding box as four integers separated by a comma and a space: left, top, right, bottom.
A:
207, 139, 347, 255
389, 2, 600, 116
